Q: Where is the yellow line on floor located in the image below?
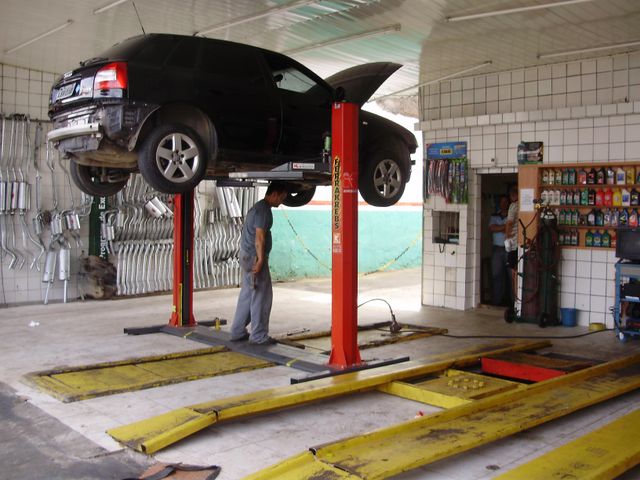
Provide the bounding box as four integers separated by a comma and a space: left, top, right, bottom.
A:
27, 347, 272, 402
107, 340, 549, 454
495, 408, 640, 480
244, 352, 640, 480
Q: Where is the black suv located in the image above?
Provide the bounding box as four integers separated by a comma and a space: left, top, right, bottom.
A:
48, 34, 417, 207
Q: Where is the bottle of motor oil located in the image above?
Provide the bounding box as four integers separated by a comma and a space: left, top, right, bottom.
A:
578, 168, 587, 185
596, 167, 605, 185
612, 230, 617, 248
627, 167, 635, 185
560, 190, 567, 205
604, 208, 611, 226
611, 209, 619, 227
631, 188, 639, 206
588, 188, 596, 206
568, 168, 576, 185
553, 190, 561, 205
585, 230, 594, 247
555, 170, 562, 185
573, 189, 581, 205
617, 167, 626, 185
540, 190, 549, 205
571, 209, 579, 226
587, 168, 596, 185
607, 166, 616, 185
602, 231, 611, 248
595, 189, 604, 206
571, 229, 579, 246
630, 209, 639, 228
587, 209, 596, 226
620, 208, 629, 226
581, 188, 589, 205
595, 210, 604, 226
613, 189, 622, 206
604, 188, 613, 206
542, 169, 549, 185
593, 231, 602, 248
622, 188, 631, 206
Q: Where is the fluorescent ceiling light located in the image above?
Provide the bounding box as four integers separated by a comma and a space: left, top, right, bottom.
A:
283, 23, 401, 55
196, 0, 319, 36
371, 61, 492, 102
4, 20, 73, 54
538, 40, 640, 59
94, 0, 129, 14
447, 0, 595, 22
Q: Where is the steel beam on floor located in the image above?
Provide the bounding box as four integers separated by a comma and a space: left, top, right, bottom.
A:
107, 340, 549, 454
495, 408, 640, 480
244, 352, 640, 480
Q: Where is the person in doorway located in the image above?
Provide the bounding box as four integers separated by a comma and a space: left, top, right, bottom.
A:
230, 182, 289, 345
504, 186, 519, 304
489, 195, 510, 305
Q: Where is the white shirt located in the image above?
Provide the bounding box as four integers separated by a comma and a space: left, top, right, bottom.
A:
506, 202, 518, 251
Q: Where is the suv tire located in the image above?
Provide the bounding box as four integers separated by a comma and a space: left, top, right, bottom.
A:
70, 161, 129, 197
138, 123, 207, 193
360, 147, 407, 207
283, 186, 316, 207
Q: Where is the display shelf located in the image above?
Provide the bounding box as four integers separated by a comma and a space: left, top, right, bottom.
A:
535, 162, 640, 249
614, 262, 640, 342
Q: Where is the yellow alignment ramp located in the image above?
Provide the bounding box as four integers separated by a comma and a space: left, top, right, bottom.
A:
108, 340, 549, 454
495, 408, 640, 480
27, 347, 271, 402
244, 352, 640, 480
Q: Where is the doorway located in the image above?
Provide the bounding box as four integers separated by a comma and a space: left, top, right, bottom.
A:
480, 173, 517, 306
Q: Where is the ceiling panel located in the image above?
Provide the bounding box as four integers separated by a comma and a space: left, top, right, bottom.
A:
0, 0, 639, 105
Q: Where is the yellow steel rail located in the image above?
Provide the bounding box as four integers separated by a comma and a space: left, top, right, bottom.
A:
495, 408, 640, 480
27, 347, 271, 402
245, 352, 640, 480
108, 340, 549, 453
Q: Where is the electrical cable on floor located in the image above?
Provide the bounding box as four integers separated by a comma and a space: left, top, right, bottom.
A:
374, 328, 615, 339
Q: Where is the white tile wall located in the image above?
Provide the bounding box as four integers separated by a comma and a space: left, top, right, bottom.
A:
423, 52, 640, 122
1, 63, 91, 306
1, 64, 55, 120
422, 51, 640, 321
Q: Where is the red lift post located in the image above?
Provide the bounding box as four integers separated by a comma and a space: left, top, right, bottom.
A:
329, 101, 362, 368
169, 191, 196, 327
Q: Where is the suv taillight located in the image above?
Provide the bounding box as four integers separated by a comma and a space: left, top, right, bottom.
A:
93, 62, 128, 93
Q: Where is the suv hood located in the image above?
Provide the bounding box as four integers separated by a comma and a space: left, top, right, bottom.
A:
324, 62, 401, 106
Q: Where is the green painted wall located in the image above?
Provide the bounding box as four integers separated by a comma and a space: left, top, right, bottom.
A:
269, 210, 422, 280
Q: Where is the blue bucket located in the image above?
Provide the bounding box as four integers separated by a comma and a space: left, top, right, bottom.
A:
560, 308, 577, 327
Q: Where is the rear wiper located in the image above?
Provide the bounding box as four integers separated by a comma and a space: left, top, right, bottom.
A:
79, 56, 107, 67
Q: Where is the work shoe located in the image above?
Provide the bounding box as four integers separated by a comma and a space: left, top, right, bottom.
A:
230, 332, 249, 342
249, 336, 277, 345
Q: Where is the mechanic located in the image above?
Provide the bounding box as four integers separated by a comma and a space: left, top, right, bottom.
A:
489, 195, 510, 306
230, 181, 289, 345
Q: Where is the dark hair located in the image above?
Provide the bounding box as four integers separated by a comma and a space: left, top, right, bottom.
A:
266, 181, 289, 195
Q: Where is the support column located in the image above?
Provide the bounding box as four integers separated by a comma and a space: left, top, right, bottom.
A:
329, 101, 362, 368
169, 191, 196, 327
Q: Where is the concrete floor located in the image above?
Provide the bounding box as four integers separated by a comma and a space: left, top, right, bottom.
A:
1, 267, 640, 479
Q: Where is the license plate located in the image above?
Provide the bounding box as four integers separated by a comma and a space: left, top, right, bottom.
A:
56, 83, 76, 101
68, 115, 89, 127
